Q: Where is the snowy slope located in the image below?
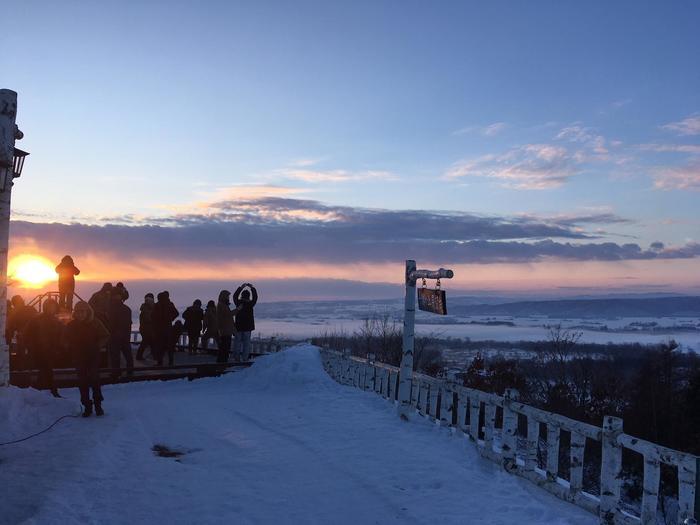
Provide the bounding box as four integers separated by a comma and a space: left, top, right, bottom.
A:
0, 345, 595, 525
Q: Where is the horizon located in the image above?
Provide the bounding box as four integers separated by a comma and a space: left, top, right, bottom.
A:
6, 1, 700, 296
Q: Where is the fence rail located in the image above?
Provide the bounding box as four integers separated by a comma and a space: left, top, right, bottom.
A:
320, 348, 700, 525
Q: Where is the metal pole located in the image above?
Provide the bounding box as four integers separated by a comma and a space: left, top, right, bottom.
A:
398, 259, 416, 419
0, 89, 18, 386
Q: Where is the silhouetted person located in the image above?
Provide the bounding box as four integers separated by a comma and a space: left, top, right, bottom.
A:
234, 283, 258, 362
108, 292, 133, 377
55, 255, 80, 311
152, 291, 178, 366
24, 298, 64, 397
115, 282, 129, 301
216, 290, 235, 363
88, 283, 113, 325
66, 301, 109, 417
168, 320, 184, 365
7, 295, 37, 369
183, 299, 204, 355
202, 300, 218, 353
136, 293, 155, 360
4, 299, 13, 345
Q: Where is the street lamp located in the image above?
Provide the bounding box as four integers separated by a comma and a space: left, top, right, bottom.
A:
1, 147, 29, 192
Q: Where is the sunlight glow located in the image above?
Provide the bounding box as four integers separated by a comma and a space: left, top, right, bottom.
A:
8, 254, 56, 289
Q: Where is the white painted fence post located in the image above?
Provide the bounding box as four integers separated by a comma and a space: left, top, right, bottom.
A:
569, 431, 586, 501
546, 423, 560, 482
600, 416, 623, 524
524, 417, 539, 474
502, 389, 519, 472
398, 260, 417, 419
469, 395, 480, 441
439, 383, 452, 426
640, 451, 660, 525
678, 456, 699, 524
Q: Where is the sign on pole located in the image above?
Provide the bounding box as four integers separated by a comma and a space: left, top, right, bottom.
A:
417, 287, 447, 315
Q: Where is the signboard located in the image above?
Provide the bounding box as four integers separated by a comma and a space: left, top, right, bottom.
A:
417, 287, 447, 315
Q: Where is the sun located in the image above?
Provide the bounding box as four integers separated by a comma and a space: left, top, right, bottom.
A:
8, 255, 56, 289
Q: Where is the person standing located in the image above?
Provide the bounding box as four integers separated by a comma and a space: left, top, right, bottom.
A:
107, 291, 133, 377
216, 290, 235, 363
233, 283, 258, 362
7, 295, 37, 369
65, 301, 109, 417
88, 283, 112, 326
24, 298, 64, 397
182, 299, 204, 355
168, 320, 184, 365
201, 300, 218, 353
135, 293, 155, 360
55, 255, 80, 311
152, 291, 178, 366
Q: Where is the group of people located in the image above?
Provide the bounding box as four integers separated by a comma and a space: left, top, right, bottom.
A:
136, 283, 258, 366
5, 254, 259, 418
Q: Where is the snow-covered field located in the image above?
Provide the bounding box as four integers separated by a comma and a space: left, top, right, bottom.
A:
0, 345, 594, 524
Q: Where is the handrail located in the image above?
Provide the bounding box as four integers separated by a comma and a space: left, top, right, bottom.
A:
320, 348, 700, 525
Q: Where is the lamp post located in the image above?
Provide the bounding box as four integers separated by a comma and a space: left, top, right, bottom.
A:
0, 89, 28, 386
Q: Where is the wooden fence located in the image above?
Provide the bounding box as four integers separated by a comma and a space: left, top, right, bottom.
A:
129, 331, 285, 355
320, 348, 700, 525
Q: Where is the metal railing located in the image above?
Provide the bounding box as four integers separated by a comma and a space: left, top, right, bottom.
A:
320, 348, 700, 525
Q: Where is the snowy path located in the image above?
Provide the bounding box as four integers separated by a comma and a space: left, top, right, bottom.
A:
0, 345, 595, 525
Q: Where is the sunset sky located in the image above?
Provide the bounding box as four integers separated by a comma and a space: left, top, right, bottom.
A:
5, 1, 700, 300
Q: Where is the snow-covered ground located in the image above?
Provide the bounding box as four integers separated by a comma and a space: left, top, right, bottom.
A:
1, 345, 595, 525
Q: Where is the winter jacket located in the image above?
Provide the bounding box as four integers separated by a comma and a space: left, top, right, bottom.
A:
233, 286, 258, 332
24, 313, 65, 366
203, 306, 218, 336
217, 301, 235, 337
88, 288, 111, 324
55, 257, 80, 293
108, 300, 132, 341
139, 302, 154, 336
183, 306, 204, 334
65, 312, 109, 367
153, 294, 179, 340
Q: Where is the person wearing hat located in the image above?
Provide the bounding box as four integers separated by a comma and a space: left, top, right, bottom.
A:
65, 301, 109, 416
55, 255, 80, 311
136, 293, 155, 360
152, 291, 178, 366
24, 298, 64, 397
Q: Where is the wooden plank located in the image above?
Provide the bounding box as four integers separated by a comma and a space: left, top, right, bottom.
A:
502, 389, 519, 471
439, 385, 452, 426
483, 402, 496, 452
428, 383, 439, 420
418, 382, 429, 416
524, 417, 540, 474
640, 451, 660, 525
569, 431, 586, 499
678, 456, 698, 524
546, 423, 560, 482
469, 396, 480, 441
599, 416, 623, 525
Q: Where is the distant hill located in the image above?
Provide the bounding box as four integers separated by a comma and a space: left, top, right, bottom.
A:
448, 296, 700, 318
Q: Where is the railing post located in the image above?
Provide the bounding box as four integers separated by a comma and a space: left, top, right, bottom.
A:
600, 416, 623, 524
502, 389, 519, 472
439, 382, 452, 426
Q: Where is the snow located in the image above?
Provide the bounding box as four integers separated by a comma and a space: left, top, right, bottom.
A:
1, 345, 595, 524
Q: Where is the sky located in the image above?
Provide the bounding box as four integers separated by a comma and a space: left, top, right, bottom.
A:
3, 1, 700, 300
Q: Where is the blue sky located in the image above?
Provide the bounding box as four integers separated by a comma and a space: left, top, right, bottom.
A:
4, 1, 700, 296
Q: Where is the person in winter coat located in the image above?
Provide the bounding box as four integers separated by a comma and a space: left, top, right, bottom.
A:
24, 299, 64, 397
216, 290, 236, 363
233, 283, 258, 362
55, 255, 80, 311
136, 293, 155, 360
182, 299, 204, 355
168, 320, 184, 365
65, 301, 109, 417
201, 300, 218, 353
88, 283, 112, 325
107, 292, 133, 377
152, 291, 178, 366
7, 295, 37, 368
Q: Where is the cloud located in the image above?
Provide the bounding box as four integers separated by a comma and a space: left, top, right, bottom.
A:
445, 144, 578, 189
453, 122, 509, 137
555, 125, 608, 157
639, 143, 700, 154
653, 162, 700, 191
276, 169, 397, 183
10, 197, 699, 268
662, 114, 700, 136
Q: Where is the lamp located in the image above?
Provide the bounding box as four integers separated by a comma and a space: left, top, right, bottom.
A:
1, 147, 29, 192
